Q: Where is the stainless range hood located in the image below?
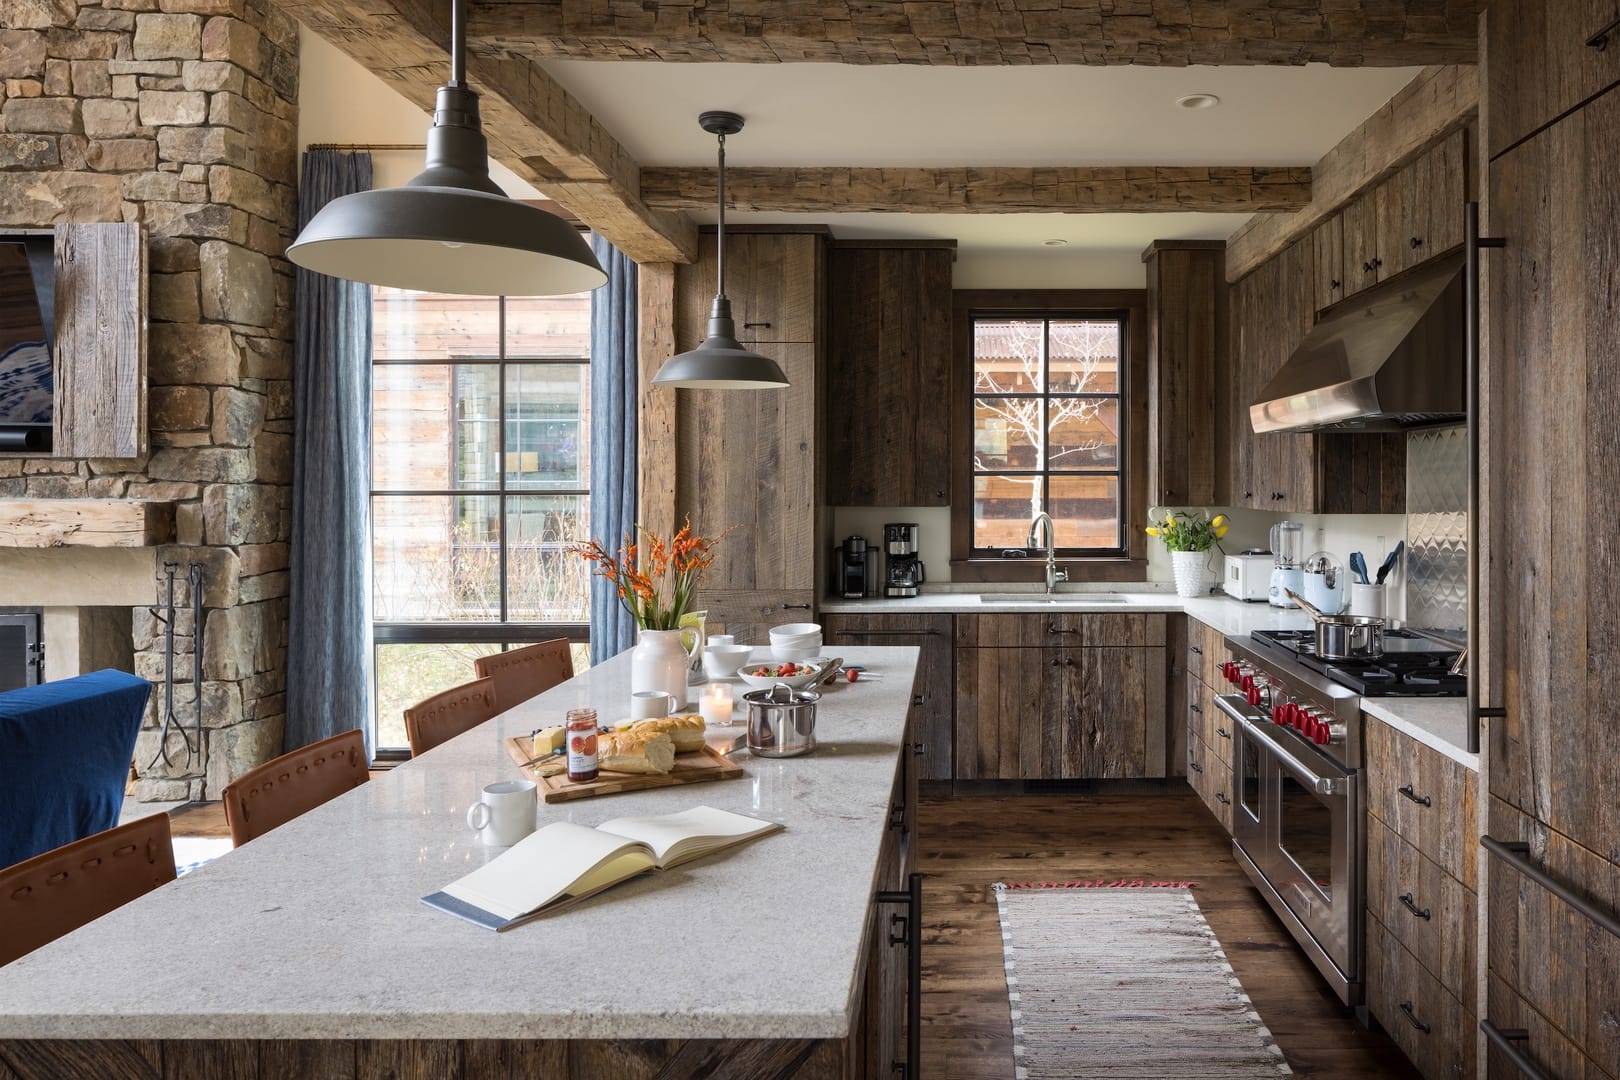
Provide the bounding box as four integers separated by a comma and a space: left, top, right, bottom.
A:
1250, 252, 1464, 434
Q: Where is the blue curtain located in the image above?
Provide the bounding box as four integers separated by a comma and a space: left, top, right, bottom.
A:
287, 150, 374, 756
588, 235, 639, 660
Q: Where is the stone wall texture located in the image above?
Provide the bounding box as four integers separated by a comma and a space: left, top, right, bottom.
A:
0, 0, 298, 800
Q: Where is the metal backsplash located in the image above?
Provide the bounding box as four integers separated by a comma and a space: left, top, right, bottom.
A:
1405, 426, 1467, 631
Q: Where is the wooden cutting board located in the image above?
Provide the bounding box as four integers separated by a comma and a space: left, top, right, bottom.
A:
503, 735, 745, 804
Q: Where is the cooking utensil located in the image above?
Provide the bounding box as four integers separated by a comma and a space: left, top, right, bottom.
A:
744, 683, 820, 757
1286, 588, 1386, 660
1348, 551, 1370, 585
810, 657, 845, 689
1375, 541, 1405, 584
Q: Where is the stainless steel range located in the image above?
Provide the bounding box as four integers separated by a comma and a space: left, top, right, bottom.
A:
1215, 628, 1464, 1008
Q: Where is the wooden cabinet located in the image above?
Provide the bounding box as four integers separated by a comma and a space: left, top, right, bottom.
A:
1183, 617, 1234, 832
1341, 192, 1383, 297
1366, 915, 1477, 1080
824, 612, 953, 781
952, 613, 1166, 781
852, 731, 918, 1079
824, 242, 954, 507
1311, 213, 1346, 312
1365, 717, 1480, 891
1144, 241, 1225, 506
675, 232, 824, 628
1335, 131, 1468, 300
1486, 0, 1620, 159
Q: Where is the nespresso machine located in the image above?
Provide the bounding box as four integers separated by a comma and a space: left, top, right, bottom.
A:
883, 523, 926, 598
833, 536, 871, 599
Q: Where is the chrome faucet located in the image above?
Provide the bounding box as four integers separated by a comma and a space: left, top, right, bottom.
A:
1027, 512, 1069, 594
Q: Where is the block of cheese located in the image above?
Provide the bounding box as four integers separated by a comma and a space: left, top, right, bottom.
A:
530, 726, 565, 758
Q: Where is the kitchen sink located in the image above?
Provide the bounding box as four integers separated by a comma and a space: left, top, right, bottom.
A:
978, 593, 1128, 605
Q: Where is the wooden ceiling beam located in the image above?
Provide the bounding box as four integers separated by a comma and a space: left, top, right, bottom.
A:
640, 166, 1314, 215
468, 1, 1479, 67
278, 0, 698, 264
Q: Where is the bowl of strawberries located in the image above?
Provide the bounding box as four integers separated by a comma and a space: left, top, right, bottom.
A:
736, 658, 831, 691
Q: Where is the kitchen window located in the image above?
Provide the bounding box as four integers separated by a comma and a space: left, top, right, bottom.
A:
370, 289, 594, 756
950, 290, 1149, 581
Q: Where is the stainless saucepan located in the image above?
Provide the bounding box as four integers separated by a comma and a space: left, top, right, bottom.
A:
744, 683, 820, 757
1286, 588, 1385, 660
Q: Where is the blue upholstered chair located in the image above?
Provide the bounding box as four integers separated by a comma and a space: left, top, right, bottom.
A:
0, 669, 151, 869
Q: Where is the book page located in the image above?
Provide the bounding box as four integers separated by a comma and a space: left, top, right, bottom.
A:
596, 805, 782, 868
440, 821, 654, 922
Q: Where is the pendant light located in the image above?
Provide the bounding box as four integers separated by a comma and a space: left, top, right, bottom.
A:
652, 111, 789, 389
286, 0, 606, 297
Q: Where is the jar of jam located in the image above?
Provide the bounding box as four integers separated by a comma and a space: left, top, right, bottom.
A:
565, 707, 599, 782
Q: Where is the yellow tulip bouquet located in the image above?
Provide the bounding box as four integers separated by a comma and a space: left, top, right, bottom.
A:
1145, 510, 1229, 552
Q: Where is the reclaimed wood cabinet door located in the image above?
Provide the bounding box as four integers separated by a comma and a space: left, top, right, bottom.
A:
824, 244, 953, 507
1341, 192, 1383, 297
953, 645, 1060, 781
1144, 242, 1224, 507
52, 222, 146, 459
824, 613, 954, 781
1379, 131, 1467, 281
1062, 647, 1163, 779
1312, 213, 1346, 313
1487, 0, 1620, 159
674, 232, 820, 344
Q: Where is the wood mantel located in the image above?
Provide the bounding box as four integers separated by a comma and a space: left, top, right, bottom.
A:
0, 500, 174, 548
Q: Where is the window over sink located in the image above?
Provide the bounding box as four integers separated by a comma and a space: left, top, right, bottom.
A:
951, 290, 1148, 582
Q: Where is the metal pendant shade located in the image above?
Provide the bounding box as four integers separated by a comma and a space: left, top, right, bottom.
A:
652, 112, 789, 389
286, 0, 605, 297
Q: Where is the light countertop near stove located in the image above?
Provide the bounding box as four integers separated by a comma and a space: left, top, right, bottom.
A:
1359, 699, 1477, 771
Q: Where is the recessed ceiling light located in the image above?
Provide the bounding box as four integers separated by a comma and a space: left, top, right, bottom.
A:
1042, 238, 1069, 247
1176, 92, 1221, 110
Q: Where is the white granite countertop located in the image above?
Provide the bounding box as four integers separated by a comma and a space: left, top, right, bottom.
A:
1360, 699, 1478, 771
0, 647, 920, 1041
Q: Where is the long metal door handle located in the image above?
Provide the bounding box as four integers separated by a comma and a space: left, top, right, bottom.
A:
1397, 784, 1432, 807
1398, 1001, 1430, 1034
1481, 1020, 1548, 1080
1483, 836, 1620, 940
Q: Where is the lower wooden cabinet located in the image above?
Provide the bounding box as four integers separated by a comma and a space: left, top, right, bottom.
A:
823, 613, 953, 781
851, 731, 919, 1079
1365, 716, 1479, 891
1366, 913, 1477, 1080
697, 589, 816, 650
953, 642, 1166, 781
1186, 732, 1233, 833
1365, 813, 1476, 1007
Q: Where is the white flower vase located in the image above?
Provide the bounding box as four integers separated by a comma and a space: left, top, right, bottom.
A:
1171, 550, 1206, 599
630, 628, 693, 709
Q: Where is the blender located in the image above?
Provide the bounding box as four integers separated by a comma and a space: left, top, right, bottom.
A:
1268, 520, 1305, 608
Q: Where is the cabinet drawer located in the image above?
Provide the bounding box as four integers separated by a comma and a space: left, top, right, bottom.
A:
1366, 716, 1479, 891
1187, 672, 1231, 767
1486, 971, 1617, 1080
956, 612, 1166, 649
1187, 734, 1233, 834
1186, 617, 1227, 689
1367, 914, 1477, 1080
1365, 813, 1476, 1006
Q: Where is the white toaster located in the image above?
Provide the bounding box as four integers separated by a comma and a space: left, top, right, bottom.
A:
1223, 554, 1274, 602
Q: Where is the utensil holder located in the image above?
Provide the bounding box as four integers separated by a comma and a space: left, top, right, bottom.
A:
1347, 582, 1385, 619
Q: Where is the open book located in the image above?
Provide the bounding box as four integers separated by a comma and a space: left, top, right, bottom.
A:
421, 805, 783, 931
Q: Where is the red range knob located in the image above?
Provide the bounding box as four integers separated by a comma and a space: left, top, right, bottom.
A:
1246, 685, 1263, 707
1271, 704, 1285, 724
1315, 724, 1332, 745
1282, 703, 1299, 726
1240, 674, 1255, 693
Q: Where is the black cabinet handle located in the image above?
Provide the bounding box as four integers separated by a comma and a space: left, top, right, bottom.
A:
912, 741, 925, 756
911, 693, 925, 707
1399, 892, 1432, 921
1398, 1001, 1430, 1034
1410, 236, 1424, 249
1215, 791, 1230, 805
1398, 784, 1432, 807
1329, 278, 1341, 290
1189, 645, 1204, 655
1189, 703, 1203, 714
1372, 257, 1383, 269
887, 911, 909, 947
1046, 625, 1076, 635
1189, 760, 1204, 774
782, 603, 810, 610
1243, 491, 1254, 500
933, 489, 945, 500
1363, 261, 1375, 273
888, 802, 905, 830
874, 873, 923, 1080
743, 321, 772, 329
1588, 14, 1620, 49
1064, 656, 1074, 667
1216, 726, 1230, 740
1481, 1021, 1547, 1080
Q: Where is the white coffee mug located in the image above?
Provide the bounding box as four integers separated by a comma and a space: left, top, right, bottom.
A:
467, 779, 536, 847
630, 689, 675, 720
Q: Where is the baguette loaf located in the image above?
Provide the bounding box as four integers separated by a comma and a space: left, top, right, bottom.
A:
595, 730, 676, 775
625, 714, 707, 753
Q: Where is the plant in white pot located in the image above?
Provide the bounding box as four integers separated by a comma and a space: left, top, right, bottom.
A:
1146, 511, 1228, 599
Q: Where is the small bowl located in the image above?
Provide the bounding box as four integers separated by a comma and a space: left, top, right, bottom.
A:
737, 658, 829, 691
702, 644, 753, 679
769, 622, 822, 642
771, 638, 822, 662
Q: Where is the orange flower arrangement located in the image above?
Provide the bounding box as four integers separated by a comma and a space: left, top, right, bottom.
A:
572, 517, 736, 631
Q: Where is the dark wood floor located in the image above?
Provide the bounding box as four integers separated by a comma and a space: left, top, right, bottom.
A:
916, 789, 1418, 1080
165, 788, 1416, 1078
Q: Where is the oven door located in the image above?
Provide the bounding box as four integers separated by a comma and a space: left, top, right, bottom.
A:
1221, 694, 1267, 868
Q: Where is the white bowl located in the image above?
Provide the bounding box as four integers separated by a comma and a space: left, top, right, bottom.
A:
771, 637, 822, 662
737, 658, 830, 691
701, 644, 753, 679
769, 622, 822, 642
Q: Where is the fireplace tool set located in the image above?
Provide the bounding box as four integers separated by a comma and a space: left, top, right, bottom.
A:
146, 562, 206, 771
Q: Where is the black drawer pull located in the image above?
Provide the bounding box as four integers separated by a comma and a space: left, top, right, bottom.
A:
743, 321, 773, 329
1216, 726, 1230, 740
1189, 703, 1202, 714
888, 803, 905, 830
887, 911, 909, 947
1189, 760, 1204, 774
1589, 14, 1620, 49
1215, 792, 1230, 805
1399, 892, 1432, 921
782, 603, 810, 610
1397, 784, 1432, 807
1480, 1021, 1546, 1080
912, 741, 925, 756
1046, 624, 1077, 635
1189, 645, 1203, 655
1398, 1001, 1430, 1034
1410, 236, 1423, 249
1329, 278, 1341, 290
911, 694, 925, 707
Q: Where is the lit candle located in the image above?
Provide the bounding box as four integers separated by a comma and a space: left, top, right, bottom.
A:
700, 683, 734, 727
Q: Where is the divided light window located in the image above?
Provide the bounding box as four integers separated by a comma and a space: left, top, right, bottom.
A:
370, 289, 594, 755
969, 314, 1128, 556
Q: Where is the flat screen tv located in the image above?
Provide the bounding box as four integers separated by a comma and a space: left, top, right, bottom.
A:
0, 237, 54, 452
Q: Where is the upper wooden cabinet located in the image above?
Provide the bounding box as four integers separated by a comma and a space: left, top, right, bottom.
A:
1312, 214, 1346, 312
1328, 131, 1468, 302
1143, 241, 1225, 507
824, 242, 954, 507
1487, 0, 1620, 159
674, 231, 821, 344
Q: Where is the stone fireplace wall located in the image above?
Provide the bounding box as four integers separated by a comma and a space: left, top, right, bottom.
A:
0, 0, 298, 799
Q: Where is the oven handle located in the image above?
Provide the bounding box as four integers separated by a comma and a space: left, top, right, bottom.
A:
1216, 696, 1343, 797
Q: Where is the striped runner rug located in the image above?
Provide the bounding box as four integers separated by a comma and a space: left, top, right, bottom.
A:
993, 884, 1291, 1078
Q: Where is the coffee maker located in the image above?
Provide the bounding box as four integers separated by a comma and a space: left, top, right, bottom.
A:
833, 536, 871, 599
883, 523, 926, 598
1268, 520, 1305, 608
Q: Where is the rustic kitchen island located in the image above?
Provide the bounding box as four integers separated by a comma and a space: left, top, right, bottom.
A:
0, 647, 922, 1080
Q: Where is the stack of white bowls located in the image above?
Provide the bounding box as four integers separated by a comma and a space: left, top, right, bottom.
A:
769, 622, 822, 661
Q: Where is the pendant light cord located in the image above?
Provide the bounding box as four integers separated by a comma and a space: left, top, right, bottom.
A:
450, 0, 466, 87
714, 130, 727, 302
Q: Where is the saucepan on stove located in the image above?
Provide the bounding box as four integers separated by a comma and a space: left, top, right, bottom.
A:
1285, 588, 1385, 660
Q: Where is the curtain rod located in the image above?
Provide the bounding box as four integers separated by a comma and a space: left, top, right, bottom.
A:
306, 143, 425, 151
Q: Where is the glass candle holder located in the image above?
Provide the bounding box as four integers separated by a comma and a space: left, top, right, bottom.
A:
699, 683, 735, 728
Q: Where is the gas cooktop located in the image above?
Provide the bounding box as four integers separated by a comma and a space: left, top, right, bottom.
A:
1249, 628, 1466, 697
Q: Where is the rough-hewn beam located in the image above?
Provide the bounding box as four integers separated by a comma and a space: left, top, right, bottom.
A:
1224, 64, 1478, 281
640, 166, 1313, 214
278, 0, 697, 264
0, 500, 174, 548
470, 0, 1479, 67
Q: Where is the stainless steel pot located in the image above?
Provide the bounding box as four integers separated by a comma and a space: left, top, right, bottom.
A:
1287, 588, 1386, 660
744, 684, 820, 757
